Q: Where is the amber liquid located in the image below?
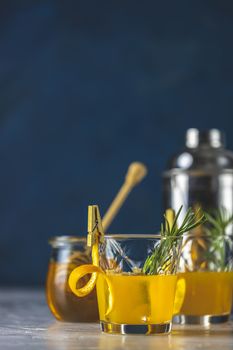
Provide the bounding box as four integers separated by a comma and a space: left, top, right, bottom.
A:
96, 272, 177, 325
178, 271, 233, 316
46, 262, 99, 322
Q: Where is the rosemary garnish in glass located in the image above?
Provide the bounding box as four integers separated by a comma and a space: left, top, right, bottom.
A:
204, 207, 233, 238
142, 206, 205, 275
203, 207, 233, 270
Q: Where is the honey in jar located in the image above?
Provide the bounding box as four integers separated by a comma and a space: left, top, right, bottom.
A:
46, 236, 99, 322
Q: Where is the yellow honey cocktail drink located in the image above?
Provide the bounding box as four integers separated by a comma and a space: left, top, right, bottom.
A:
69, 234, 184, 334
178, 271, 233, 316
177, 234, 233, 324
96, 272, 177, 325
68, 205, 207, 332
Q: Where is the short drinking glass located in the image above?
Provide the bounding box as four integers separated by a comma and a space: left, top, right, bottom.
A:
95, 234, 182, 334
177, 234, 233, 325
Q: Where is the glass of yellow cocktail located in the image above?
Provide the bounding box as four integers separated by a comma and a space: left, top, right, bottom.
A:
68, 205, 204, 334
177, 234, 233, 325
69, 234, 183, 334
96, 234, 183, 334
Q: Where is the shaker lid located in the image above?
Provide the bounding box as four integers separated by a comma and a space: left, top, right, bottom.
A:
186, 128, 225, 148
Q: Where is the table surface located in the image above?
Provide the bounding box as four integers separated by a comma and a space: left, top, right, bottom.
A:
0, 289, 232, 350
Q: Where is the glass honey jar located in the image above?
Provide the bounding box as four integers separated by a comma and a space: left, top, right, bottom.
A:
46, 236, 99, 322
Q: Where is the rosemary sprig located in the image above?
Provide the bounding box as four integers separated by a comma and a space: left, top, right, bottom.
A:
204, 207, 233, 237
142, 206, 205, 275
203, 207, 233, 270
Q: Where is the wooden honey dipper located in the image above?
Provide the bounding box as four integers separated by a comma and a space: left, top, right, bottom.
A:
102, 161, 148, 231
67, 162, 147, 272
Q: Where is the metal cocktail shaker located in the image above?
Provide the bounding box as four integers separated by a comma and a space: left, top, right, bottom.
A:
162, 128, 233, 228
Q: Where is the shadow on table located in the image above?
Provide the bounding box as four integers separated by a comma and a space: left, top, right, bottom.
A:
45, 321, 233, 350
172, 322, 233, 337
45, 322, 173, 350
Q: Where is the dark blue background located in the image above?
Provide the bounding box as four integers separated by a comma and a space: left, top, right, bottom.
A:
1, 1, 233, 285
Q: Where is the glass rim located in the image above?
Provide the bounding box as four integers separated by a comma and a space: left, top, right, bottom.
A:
104, 233, 181, 239
48, 233, 233, 246
183, 233, 233, 239
48, 233, 185, 245
48, 235, 87, 246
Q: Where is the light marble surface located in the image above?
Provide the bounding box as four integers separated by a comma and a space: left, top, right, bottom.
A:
0, 289, 232, 350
